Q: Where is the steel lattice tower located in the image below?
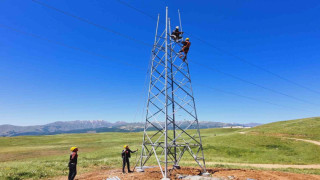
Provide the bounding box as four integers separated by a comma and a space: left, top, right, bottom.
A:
136, 7, 207, 179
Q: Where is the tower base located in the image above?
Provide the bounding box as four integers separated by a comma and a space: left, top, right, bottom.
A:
202, 172, 211, 177
135, 167, 145, 172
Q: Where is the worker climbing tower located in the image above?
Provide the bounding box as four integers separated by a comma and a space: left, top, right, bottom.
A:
135, 7, 208, 179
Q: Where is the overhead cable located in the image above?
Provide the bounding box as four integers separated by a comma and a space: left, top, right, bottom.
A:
0, 24, 315, 113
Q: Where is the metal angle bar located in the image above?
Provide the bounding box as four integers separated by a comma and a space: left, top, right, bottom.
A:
151, 90, 192, 120
146, 102, 172, 121
140, 14, 161, 168
154, 41, 166, 52
140, 146, 155, 166
153, 64, 173, 78
152, 82, 172, 98
153, 44, 166, 58
153, 59, 173, 76
149, 83, 168, 100
144, 120, 165, 135
174, 95, 194, 111
152, 69, 173, 86
149, 80, 190, 111
154, 29, 165, 46
152, 146, 165, 178
152, 62, 164, 84
144, 126, 164, 142
167, 98, 193, 118
151, 67, 166, 81
186, 145, 205, 171
153, 53, 166, 67
153, 50, 166, 62
149, 91, 166, 107
184, 61, 207, 172
144, 126, 160, 144
150, 79, 166, 91
171, 122, 201, 145
169, 119, 197, 146
171, 98, 197, 119
145, 118, 175, 143
172, 64, 191, 82
151, 59, 170, 80
186, 131, 201, 145
145, 119, 165, 135
152, 60, 171, 84
152, 52, 166, 69
148, 86, 170, 106
172, 80, 194, 100
153, 36, 165, 53
141, 143, 162, 167
173, 79, 189, 94
150, 76, 172, 90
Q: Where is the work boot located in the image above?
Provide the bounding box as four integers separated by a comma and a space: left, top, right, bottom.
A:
183, 56, 186, 62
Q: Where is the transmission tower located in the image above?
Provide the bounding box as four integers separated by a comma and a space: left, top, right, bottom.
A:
135, 7, 208, 179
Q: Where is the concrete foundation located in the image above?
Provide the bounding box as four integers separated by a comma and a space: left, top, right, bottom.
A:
202, 172, 211, 177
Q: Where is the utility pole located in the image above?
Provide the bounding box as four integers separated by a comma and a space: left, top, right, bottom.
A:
136, 7, 209, 179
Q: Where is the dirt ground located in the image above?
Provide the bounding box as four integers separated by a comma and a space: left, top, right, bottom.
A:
56, 167, 320, 180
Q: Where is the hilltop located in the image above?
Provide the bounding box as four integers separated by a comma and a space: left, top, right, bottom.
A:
246, 117, 320, 140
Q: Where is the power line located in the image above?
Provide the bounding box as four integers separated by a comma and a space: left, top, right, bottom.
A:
116, 0, 157, 20
115, 0, 320, 96
0, 24, 143, 70
192, 61, 320, 106
196, 83, 316, 113
32, 0, 153, 48
31, 0, 320, 107
0, 24, 315, 114
187, 33, 320, 96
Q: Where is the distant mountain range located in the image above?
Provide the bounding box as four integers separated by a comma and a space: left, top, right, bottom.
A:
0, 120, 261, 137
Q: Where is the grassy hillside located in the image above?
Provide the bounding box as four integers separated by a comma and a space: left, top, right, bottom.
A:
246, 117, 320, 140
0, 118, 320, 179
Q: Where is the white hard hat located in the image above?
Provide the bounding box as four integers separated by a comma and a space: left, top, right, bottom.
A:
176, 26, 179, 29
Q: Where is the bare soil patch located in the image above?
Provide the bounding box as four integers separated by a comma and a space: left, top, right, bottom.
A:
55, 167, 320, 180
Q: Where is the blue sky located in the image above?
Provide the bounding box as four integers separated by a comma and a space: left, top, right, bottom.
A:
0, 0, 319, 126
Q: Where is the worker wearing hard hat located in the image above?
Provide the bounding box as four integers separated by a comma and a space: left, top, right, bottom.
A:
170, 26, 183, 42
179, 38, 191, 61
68, 147, 78, 180
121, 145, 138, 173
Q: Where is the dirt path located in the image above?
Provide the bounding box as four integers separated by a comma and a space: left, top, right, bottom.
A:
53, 167, 320, 180
289, 138, 320, 146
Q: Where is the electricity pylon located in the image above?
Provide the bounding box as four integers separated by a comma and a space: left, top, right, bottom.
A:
136, 7, 207, 179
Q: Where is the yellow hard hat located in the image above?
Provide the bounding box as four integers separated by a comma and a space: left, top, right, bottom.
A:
70, 147, 78, 152
124, 145, 128, 148
186, 38, 190, 41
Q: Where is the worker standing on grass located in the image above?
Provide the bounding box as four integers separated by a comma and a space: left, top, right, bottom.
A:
68, 147, 78, 180
179, 38, 191, 61
122, 145, 137, 173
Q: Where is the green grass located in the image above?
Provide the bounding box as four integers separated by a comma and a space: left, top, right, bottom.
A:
1, 118, 320, 179
245, 117, 320, 140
